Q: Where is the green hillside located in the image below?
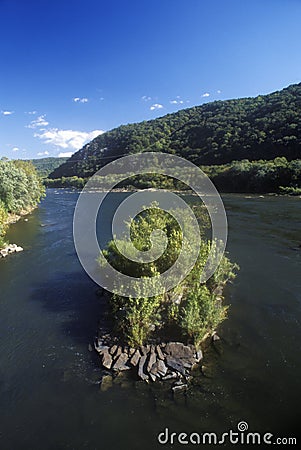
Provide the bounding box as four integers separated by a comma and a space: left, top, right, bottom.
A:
28, 157, 68, 177
49, 83, 301, 179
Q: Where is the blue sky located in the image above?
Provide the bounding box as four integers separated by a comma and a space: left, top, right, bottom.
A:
1, 0, 301, 159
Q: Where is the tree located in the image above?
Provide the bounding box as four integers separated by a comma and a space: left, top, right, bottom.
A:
99, 203, 238, 348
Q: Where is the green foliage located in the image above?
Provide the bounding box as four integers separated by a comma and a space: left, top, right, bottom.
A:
27, 157, 68, 178
44, 176, 86, 189
279, 185, 301, 195
204, 157, 301, 193
179, 284, 228, 349
0, 159, 45, 248
0, 200, 8, 247
110, 289, 162, 348
49, 83, 301, 179
100, 204, 238, 348
46, 157, 301, 193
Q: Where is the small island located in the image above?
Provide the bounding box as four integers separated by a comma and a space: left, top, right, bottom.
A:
93, 202, 239, 391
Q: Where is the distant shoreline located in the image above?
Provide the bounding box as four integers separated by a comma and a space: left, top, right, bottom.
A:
46, 187, 300, 197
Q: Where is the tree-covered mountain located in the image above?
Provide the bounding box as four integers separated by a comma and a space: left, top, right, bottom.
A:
49, 83, 301, 180
27, 157, 68, 178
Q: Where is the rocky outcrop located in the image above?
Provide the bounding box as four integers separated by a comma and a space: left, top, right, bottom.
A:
0, 244, 23, 258
113, 352, 131, 371
94, 337, 210, 391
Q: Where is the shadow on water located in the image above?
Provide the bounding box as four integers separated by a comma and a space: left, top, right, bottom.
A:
29, 270, 102, 346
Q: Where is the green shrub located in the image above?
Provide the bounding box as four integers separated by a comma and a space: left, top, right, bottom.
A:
0, 200, 8, 248
100, 202, 238, 348
0, 159, 45, 248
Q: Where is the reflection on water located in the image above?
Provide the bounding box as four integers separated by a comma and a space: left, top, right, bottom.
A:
0, 190, 300, 449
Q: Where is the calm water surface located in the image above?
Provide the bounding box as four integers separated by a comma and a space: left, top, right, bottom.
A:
0, 190, 300, 449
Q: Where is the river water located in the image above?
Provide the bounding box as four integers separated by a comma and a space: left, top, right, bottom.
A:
0, 190, 300, 449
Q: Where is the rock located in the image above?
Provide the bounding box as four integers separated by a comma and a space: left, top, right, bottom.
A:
109, 345, 118, 355
162, 372, 178, 381
138, 354, 148, 381
130, 349, 141, 367
102, 350, 113, 369
182, 360, 194, 369
140, 345, 150, 356
114, 346, 122, 359
100, 374, 113, 392
156, 345, 165, 360
164, 342, 195, 373
149, 363, 159, 378
112, 352, 131, 371
0, 244, 23, 258
157, 359, 168, 377
195, 350, 203, 363
94, 341, 109, 354
150, 359, 168, 378
212, 333, 223, 355
147, 352, 156, 373
174, 380, 185, 386
164, 342, 194, 362
149, 372, 156, 382
129, 348, 136, 356
172, 384, 187, 394
212, 332, 220, 342
166, 356, 187, 376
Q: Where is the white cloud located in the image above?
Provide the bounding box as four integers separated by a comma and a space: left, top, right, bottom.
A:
1, 110, 14, 115
27, 114, 49, 129
58, 151, 73, 158
26, 111, 37, 115
141, 95, 152, 102
217, 90, 222, 94
150, 103, 164, 111
73, 97, 89, 103
12, 147, 19, 152
202, 93, 210, 98
35, 128, 104, 150
37, 151, 49, 156
170, 99, 184, 105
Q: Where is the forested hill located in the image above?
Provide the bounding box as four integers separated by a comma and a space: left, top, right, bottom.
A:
27, 157, 68, 177
49, 83, 301, 179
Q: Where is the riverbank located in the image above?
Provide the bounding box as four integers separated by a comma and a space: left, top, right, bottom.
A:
6, 206, 35, 225
0, 206, 35, 253
46, 186, 301, 197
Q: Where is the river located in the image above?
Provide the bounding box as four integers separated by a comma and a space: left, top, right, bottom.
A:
0, 190, 300, 449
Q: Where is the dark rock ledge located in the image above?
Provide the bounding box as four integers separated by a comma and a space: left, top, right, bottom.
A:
93, 334, 220, 393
